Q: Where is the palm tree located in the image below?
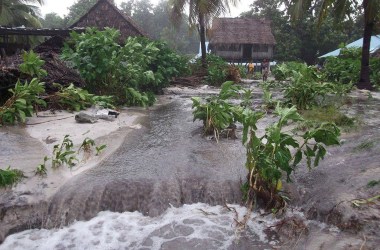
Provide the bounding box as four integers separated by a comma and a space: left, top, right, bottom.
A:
168, 0, 239, 68
0, 0, 44, 28
291, 0, 380, 90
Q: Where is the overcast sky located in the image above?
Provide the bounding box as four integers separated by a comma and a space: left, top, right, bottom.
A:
40, 0, 253, 18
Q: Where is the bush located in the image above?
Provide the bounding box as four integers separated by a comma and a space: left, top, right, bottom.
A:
272, 62, 314, 81
0, 78, 46, 125
0, 166, 25, 188
19, 50, 47, 78
62, 28, 189, 106
238, 104, 340, 208
323, 47, 380, 87
48, 83, 114, 111
192, 81, 242, 139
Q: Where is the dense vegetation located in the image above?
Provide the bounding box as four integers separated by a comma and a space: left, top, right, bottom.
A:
61, 28, 189, 106
323, 48, 380, 87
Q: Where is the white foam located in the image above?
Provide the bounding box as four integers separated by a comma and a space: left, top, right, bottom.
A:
0, 203, 278, 250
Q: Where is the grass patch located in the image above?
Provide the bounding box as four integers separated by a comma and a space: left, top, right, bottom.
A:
354, 141, 375, 152
296, 106, 356, 132
0, 166, 25, 188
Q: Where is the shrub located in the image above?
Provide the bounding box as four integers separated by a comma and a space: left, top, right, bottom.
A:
0, 166, 25, 188
323, 47, 380, 87
0, 78, 46, 125
48, 83, 114, 111
192, 81, 242, 139
19, 50, 47, 78
238, 104, 340, 209
62, 28, 189, 106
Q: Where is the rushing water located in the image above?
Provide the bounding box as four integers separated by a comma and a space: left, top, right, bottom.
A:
41, 96, 247, 228
3, 89, 374, 249
0, 203, 279, 250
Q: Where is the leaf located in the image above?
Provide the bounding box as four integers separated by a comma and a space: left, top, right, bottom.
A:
293, 150, 303, 166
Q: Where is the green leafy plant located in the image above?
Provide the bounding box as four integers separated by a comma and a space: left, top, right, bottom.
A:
0, 78, 46, 125
78, 138, 95, 161
19, 50, 47, 78
35, 156, 49, 176
52, 135, 78, 168
95, 144, 107, 156
62, 28, 188, 106
238, 104, 340, 209
284, 73, 335, 110
0, 166, 25, 188
48, 83, 114, 111
192, 81, 242, 140
322, 48, 380, 88
262, 88, 277, 111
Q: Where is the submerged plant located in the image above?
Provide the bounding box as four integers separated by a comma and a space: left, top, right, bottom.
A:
52, 135, 78, 168
238, 104, 340, 210
0, 166, 25, 188
95, 144, 107, 156
192, 81, 242, 140
35, 156, 49, 176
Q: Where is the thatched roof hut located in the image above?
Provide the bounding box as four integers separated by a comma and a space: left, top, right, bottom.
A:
209, 18, 276, 62
70, 0, 146, 41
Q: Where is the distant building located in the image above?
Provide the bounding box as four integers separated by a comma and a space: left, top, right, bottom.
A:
71, 0, 146, 41
0, 0, 145, 56
208, 18, 276, 62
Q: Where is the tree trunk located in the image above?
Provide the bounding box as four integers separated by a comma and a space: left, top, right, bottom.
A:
357, 0, 374, 90
199, 13, 207, 69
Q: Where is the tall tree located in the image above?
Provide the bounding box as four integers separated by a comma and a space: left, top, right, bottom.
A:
40, 13, 65, 28
242, 0, 363, 63
290, 0, 380, 90
168, 0, 239, 67
64, 0, 97, 27
0, 0, 43, 27
120, 0, 199, 54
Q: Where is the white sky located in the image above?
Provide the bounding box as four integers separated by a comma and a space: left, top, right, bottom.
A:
39, 0, 253, 18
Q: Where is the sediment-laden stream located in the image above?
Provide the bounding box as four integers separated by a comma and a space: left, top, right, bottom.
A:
1, 87, 379, 249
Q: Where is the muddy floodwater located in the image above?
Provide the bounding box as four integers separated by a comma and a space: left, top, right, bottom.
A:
0, 85, 379, 249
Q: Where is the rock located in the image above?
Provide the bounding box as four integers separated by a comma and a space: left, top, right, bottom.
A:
75, 112, 98, 123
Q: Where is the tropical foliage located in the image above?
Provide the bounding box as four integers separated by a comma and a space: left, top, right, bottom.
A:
192, 82, 341, 209
323, 47, 380, 87
192, 81, 242, 139
0, 78, 46, 125
0, 0, 43, 27
0, 166, 25, 188
61, 28, 189, 106
240, 104, 340, 209
289, 0, 380, 89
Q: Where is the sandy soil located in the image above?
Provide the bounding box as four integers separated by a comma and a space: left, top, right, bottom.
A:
0, 107, 147, 200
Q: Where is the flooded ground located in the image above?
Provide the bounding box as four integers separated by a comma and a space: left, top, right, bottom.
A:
0, 83, 379, 249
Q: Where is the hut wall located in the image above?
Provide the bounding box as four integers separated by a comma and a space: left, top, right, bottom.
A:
74, 1, 142, 41
213, 44, 274, 61
214, 50, 242, 59
252, 46, 274, 60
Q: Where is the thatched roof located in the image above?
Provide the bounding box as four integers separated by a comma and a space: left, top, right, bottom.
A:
209, 18, 276, 45
70, 0, 146, 40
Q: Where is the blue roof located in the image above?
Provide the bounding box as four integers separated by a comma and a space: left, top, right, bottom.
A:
319, 35, 380, 58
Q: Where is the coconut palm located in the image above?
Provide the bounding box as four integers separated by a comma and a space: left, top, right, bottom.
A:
0, 0, 44, 28
291, 0, 380, 90
168, 0, 239, 67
